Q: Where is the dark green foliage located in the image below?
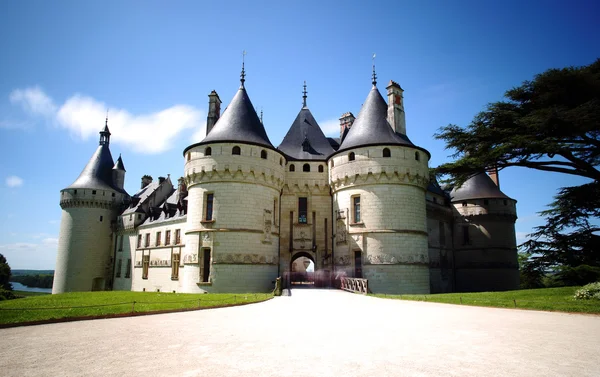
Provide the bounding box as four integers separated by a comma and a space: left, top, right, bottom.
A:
0, 289, 16, 301
10, 274, 54, 289
546, 265, 600, 287
0, 254, 13, 292
519, 253, 545, 289
434, 59, 600, 276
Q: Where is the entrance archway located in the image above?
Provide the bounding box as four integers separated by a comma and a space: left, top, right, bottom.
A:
290, 251, 315, 286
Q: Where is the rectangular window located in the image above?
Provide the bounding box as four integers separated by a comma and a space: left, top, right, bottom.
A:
353, 196, 361, 223
116, 259, 122, 278
118, 235, 124, 251
463, 225, 470, 245
125, 259, 132, 278
439, 221, 446, 246
273, 198, 278, 225
142, 254, 150, 279
137, 234, 142, 248
298, 197, 308, 224
205, 193, 214, 221
171, 253, 180, 280
202, 248, 211, 282
175, 229, 181, 244
144, 233, 150, 247
165, 230, 171, 245
156, 231, 161, 246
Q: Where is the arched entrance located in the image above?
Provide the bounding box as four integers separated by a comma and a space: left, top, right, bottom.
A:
289, 251, 315, 286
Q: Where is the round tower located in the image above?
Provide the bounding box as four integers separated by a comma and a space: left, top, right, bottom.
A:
329, 75, 430, 294
450, 172, 519, 292
53, 120, 129, 293
181, 68, 285, 293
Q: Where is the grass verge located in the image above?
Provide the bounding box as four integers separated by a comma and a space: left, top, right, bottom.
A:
0, 291, 272, 326
13, 290, 51, 297
371, 286, 600, 314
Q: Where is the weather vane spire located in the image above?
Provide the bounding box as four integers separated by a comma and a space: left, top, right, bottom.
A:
105, 109, 109, 127
260, 107, 263, 123
302, 81, 307, 107
240, 50, 247, 87
372, 53, 377, 87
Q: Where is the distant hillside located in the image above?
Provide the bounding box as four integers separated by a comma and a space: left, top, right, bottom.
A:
11, 270, 54, 276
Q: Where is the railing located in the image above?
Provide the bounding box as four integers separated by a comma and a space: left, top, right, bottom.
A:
341, 277, 368, 294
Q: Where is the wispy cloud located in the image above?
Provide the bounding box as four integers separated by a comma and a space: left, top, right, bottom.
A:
190, 120, 207, 143
0, 242, 38, 251
5, 175, 24, 188
9, 87, 205, 154
318, 118, 340, 137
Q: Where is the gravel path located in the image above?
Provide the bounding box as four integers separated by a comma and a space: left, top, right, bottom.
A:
1, 288, 599, 377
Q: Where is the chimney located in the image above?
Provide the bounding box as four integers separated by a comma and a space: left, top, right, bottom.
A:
339, 112, 355, 142
141, 175, 153, 189
206, 90, 222, 136
158, 176, 166, 184
386, 80, 406, 135
487, 165, 500, 188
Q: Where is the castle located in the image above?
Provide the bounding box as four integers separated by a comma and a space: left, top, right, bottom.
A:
52, 68, 519, 295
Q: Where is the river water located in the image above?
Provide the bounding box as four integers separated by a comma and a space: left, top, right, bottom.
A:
11, 282, 52, 293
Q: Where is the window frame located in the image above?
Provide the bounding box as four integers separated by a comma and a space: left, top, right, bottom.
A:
352, 195, 361, 224
298, 197, 308, 224
232, 146, 241, 155
205, 193, 214, 221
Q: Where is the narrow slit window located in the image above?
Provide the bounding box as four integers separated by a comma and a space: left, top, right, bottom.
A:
205, 193, 214, 221
298, 197, 308, 224
353, 196, 361, 223
349, 152, 355, 161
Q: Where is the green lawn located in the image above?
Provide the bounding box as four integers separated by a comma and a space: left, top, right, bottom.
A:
371, 286, 600, 313
0, 291, 272, 326
13, 290, 51, 297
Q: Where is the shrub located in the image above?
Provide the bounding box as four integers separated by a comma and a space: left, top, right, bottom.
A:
552, 265, 600, 287
574, 282, 600, 300
0, 288, 16, 301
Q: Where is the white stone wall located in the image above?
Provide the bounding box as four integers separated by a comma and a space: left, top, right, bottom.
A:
330, 145, 430, 294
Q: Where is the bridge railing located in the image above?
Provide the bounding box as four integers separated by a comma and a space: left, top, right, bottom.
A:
340, 277, 368, 294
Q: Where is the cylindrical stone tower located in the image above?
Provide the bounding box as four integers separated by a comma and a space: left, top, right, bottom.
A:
450, 173, 519, 291
329, 78, 431, 294
181, 73, 285, 293
53, 122, 129, 293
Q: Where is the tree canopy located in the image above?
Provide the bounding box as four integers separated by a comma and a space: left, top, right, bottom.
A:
435, 59, 600, 285
0, 253, 13, 291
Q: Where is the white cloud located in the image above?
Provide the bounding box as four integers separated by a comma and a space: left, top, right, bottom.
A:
9, 86, 57, 117
5, 175, 24, 188
9, 87, 205, 154
42, 237, 59, 246
190, 120, 208, 143
318, 118, 340, 137
0, 243, 38, 251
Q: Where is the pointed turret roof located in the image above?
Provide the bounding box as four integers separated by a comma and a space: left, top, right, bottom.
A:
450, 172, 513, 202
278, 107, 334, 160
337, 86, 417, 153
64, 125, 126, 193
114, 154, 126, 171
195, 86, 273, 149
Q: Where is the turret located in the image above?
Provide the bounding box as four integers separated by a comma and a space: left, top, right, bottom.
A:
112, 154, 126, 191
206, 90, 222, 136
386, 80, 406, 135
53, 120, 129, 293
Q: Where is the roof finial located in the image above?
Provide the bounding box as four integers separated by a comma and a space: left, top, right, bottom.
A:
372, 53, 377, 87
105, 109, 109, 127
260, 107, 263, 123
302, 81, 307, 108
240, 50, 247, 87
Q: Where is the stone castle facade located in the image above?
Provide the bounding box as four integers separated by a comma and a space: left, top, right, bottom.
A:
52, 71, 519, 295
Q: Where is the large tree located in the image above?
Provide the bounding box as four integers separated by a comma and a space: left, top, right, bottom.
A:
434, 59, 600, 282
0, 253, 13, 291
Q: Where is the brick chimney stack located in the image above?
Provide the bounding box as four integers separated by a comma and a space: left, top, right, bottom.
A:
487, 165, 500, 188
386, 80, 406, 135
206, 90, 222, 136
339, 112, 355, 142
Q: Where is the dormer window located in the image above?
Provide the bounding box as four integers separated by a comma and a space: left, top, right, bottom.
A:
205, 147, 212, 156
232, 146, 241, 155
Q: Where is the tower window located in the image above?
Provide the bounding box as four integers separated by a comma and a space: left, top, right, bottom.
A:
331, 160, 334, 168
462, 202, 467, 207
298, 197, 308, 224
503, 200, 508, 206
187, 152, 191, 161
137, 234, 142, 248
74, 189, 77, 195
462, 225, 470, 245
205, 147, 212, 156
232, 146, 241, 155
92, 190, 97, 195
484, 199, 489, 206
261, 150, 267, 159
112, 193, 115, 197
352, 196, 361, 223
289, 164, 295, 172
125, 259, 131, 278
201, 248, 211, 282
175, 229, 181, 244
205, 193, 214, 221
349, 152, 355, 161
383, 148, 391, 158
303, 163, 310, 172
99, 216, 103, 222
415, 152, 420, 161
118, 235, 124, 251
318, 165, 324, 173
116, 259, 122, 278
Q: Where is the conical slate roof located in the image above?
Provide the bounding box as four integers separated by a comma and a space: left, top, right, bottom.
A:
199, 87, 273, 148
278, 107, 335, 160
337, 86, 416, 153
65, 144, 124, 192
113, 154, 126, 171
450, 173, 512, 202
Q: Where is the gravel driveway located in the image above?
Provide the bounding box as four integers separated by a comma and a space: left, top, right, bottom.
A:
1, 288, 599, 377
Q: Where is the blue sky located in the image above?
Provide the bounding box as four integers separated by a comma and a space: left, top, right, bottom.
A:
0, 0, 598, 269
